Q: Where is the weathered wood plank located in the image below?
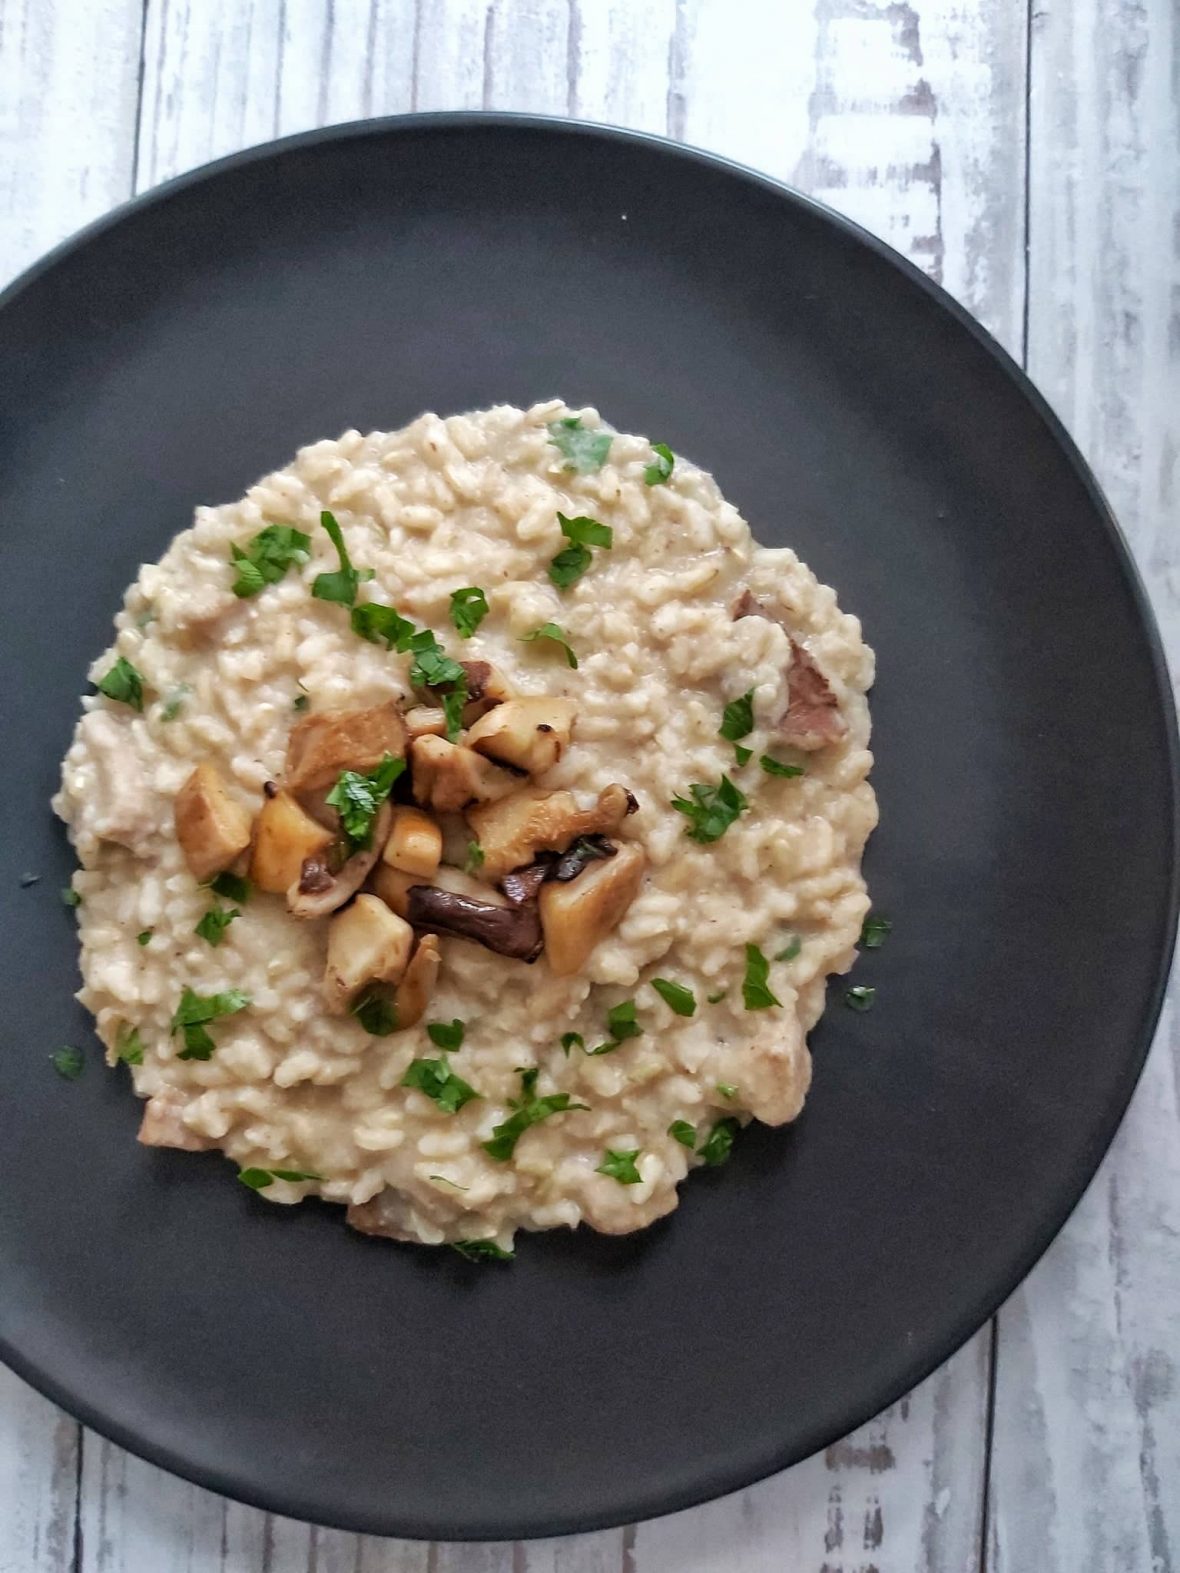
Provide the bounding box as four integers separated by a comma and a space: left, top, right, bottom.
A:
988, 1, 1180, 1569
0, 1367, 79, 1573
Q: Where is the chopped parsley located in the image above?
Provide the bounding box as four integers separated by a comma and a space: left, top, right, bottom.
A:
351, 601, 415, 649
171, 986, 250, 1060
734, 744, 753, 767
159, 684, 190, 721
136, 929, 153, 946
326, 753, 404, 850
742, 944, 781, 1010
668, 1120, 696, 1148
521, 622, 578, 668
427, 1019, 465, 1051
311, 510, 374, 606
698, 1117, 739, 1167
464, 839, 485, 874
115, 1026, 144, 1065
651, 978, 696, 1017
449, 586, 489, 638
597, 1148, 642, 1185
760, 755, 805, 778
548, 542, 591, 589
860, 914, 892, 949
96, 656, 145, 711
210, 871, 251, 903
401, 1057, 480, 1114
51, 1045, 84, 1080
452, 1238, 514, 1262
719, 689, 755, 742
238, 1166, 323, 1191
607, 1000, 641, 1040
716, 1082, 737, 1100
482, 1067, 587, 1161
441, 689, 466, 743
845, 985, 877, 1012
408, 636, 466, 702
229, 524, 311, 597
775, 935, 802, 963
549, 512, 612, 589
644, 443, 675, 485
194, 905, 240, 947
547, 417, 612, 474
353, 989, 398, 1036
293, 692, 310, 711
706, 988, 728, 1004
61, 887, 82, 908
560, 1032, 584, 1056
557, 512, 612, 549
671, 775, 747, 843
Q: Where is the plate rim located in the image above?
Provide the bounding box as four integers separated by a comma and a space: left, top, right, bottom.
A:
2, 110, 1177, 1541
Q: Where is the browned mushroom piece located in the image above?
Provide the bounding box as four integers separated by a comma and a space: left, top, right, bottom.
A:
286, 802, 392, 919
499, 855, 558, 905
322, 893, 415, 1013
250, 789, 334, 893
457, 661, 514, 725
174, 763, 253, 881
406, 884, 544, 962
466, 783, 635, 879
465, 697, 576, 776
410, 735, 519, 813
393, 933, 441, 1028
284, 701, 408, 805
732, 591, 847, 750
539, 842, 647, 976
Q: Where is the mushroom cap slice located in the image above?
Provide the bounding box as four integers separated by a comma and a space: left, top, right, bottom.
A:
249, 789, 334, 894
392, 934, 441, 1029
406, 885, 543, 962
174, 763, 253, 882
410, 735, 519, 813
323, 894, 415, 1014
539, 842, 646, 977
732, 591, 847, 749
284, 701, 407, 801
465, 697, 576, 776
467, 783, 634, 879
287, 802, 392, 919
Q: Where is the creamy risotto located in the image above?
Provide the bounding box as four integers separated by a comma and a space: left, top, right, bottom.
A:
54, 401, 877, 1255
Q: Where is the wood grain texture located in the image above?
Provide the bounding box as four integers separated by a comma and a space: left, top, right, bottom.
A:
988, 1, 1180, 1569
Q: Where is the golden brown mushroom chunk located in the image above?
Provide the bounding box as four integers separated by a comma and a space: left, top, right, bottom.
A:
174, 763, 253, 882
458, 661, 515, 725
383, 805, 443, 879
287, 802, 392, 920
323, 894, 415, 1013
410, 736, 518, 813
403, 705, 448, 742
249, 790, 334, 893
467, 783, 634, 879
284, 701, 407, 798
394, 934, 441, 1029
732, 591, 847, 750
465, 697, 576, 776
539, 842, 646, 976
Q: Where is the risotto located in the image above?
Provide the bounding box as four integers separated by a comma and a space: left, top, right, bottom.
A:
54, 401, 877, 1254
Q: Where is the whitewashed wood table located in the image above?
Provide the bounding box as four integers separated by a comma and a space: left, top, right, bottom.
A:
1, 2, 1177, 1569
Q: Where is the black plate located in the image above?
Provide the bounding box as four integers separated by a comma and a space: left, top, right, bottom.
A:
0, 115, 1175, 1541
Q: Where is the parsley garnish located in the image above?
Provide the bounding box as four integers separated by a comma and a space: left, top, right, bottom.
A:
452, 1238, 514, 1262
860, 914, 892, 949
521, 622, 578, 668
558, 512, 612, 549
464, 839, 485, 874
351, 601, 415, 649
229, 524, 311, 597
312, 510, 374, 606
775, 935, 802, 963
210, 871, 251, 903
651, 978, 696, 1017
734, 744, 753, 767
698, 1117, 739, 1167
549, 542, 591, 589
96, 656, 145, 711
136, 929, 152, 946
238, 1166, 323, 1191
326, 753, 404, 850
719, 689, 755, 741
194, 905, 240, 947
760, 755, 805, 778
116, 1026, 144, 1065
61, 887, 82, 908
171, 986, 250, 1060
742, 944, 781, 1010
159, 685, 189, 721
427, 1019, 465, 1051
597, 1148, 642, 1185
671, 775, 747, 843
607, 1000, 641, 1039
401, 1058, 480, 1114
845, 985, 877, 1012
482, 1068, 587, 1161
547, 417, 612, 473
561, 1032, 584, 1056
353, 989, 398, 1036
442, 689, 466, 742
549, 512, 612, 589
293, 692, 310, 711
51, 1046, 84, 1080
449, 587, 489, 638
716, 1082, 737, 1099
668, 1120, 696, 1148
407, 638, 468, 739
644, 443, 675, 485
706, 988, 727, 1004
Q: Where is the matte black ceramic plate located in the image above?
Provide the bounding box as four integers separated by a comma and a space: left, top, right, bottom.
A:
0, 115, 1175, 1541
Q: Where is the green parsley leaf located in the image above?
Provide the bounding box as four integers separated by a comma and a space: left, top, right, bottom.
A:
136, 929, 152, 946
557, 511, 613, 549
159, 684, 190, 721
464, 839, 485, 874
548, 512, 612, 589
237, 1166, 322, 1191
560, 1032, 584, 1056
116, 1026, 144, 1065
429, 1174, 469, 1192
194, 905, 240, 947
586, 1040, 622, 1056
96, 656, 145, 711
442, 688, 466, 743
171, 986, 250, 1060
452, 1238, 515, 1262
671, 775, 747, 843
706, 988, 728, 1004
401, 1057, 480, 1114
311, 510, 374, 606
548, 541, 591, 589
845, 985, 877, 1012
409, 642, 466, 693
521, 622, 578, 668
482, 1069, 587, 1161
271, 1168, 323, 1183
716, 1082, 737, 1099
760, 755, 805, 778
353, 989, 398, 1036
698, 1116, 739, 1167
606, 1000, 641, 1041
860, 914, 892, 949
427, 1019, 465, 1051
61, 887, 82, 908
547, 417, 612, 474
597, 1148, 642, 1185
51, 1045, 84, 1080
293, 692, 310, 711
210, 871, 251, 903
326, 753, 405, 850
719, 689, 755, 741
742, 944, 781, 1010
668, 1120, 696, 1148
449, 586, 489, 638
734, 744, 753, 767
651, 978, 696, 1017
229, 524, 311, 597
775, 935, 802, 963
351, 601, 415, 649
644, 443, 675, 485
